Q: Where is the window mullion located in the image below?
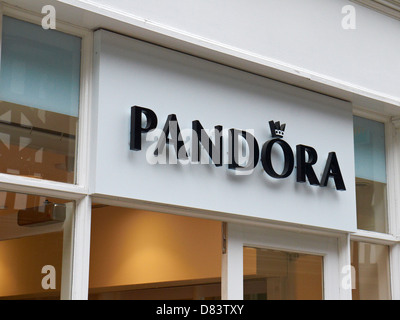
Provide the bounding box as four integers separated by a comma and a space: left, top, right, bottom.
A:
75, 29, 93, 188
70, 195, 92, 300
0, 174, 88, 201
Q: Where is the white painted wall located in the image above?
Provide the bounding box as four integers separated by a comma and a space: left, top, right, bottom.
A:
59, 0, 400, 101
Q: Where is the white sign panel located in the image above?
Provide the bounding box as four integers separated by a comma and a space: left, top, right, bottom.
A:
92, 30, 357, 232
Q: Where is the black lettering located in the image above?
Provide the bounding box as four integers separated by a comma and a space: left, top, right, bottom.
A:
154, 114, 188, 159
261, 139, 294, 178
130, 106, 158, 151
296, 144, 320, 186
228, 129, 259, 172
192, 120, 223, 166
320, 152, 346, 191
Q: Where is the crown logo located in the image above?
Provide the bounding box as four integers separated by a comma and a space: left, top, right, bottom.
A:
269, 120, 286, 138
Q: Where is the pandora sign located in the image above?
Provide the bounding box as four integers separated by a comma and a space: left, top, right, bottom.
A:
92, 30, 356, 232
131, 106, 346, 191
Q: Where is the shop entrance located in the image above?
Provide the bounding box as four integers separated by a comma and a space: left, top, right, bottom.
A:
222, 223, 342, 300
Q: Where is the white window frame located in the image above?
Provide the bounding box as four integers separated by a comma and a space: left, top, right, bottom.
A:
0, 3, 93, 300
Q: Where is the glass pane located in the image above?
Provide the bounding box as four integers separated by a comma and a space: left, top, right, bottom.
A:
354, 116, 386, 183
354, 116, 388, 233
243, 247, 323, 300
0, 17, 81, 184
88, 206, 222, 300
351, 241, 391, 300
0, 16, 81, 117
0, 191, 74, 300
0, 101, 77, 183
356, 178, 388, 233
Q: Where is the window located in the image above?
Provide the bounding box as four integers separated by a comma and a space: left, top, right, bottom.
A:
353, 116, 388, 233
352, 114, 394, 300
0, 8, 89, 300
0, 191, 75, 300
88, 205, 222, 300
0, 16, 81, 184
351, 241, 391, 300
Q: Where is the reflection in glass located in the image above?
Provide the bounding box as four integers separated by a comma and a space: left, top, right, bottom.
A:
243, 247, 323, 300
356, 177, 388, 233
0, 191, 74, 300
351, 241, 391, 300
0, 102, 77, 183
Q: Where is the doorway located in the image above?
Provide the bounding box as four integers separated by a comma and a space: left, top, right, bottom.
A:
223, 223, 342, 300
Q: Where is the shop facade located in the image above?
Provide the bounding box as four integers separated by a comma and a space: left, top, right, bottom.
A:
0, 0, 399, 300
